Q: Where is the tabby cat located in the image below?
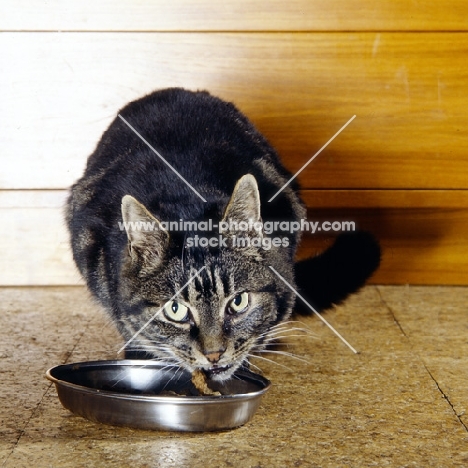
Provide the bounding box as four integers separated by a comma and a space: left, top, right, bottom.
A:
67, 88, 380, 381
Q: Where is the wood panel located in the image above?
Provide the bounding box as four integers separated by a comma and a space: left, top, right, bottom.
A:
1, 1, 468, 31
2, 32, 468, 190
1, 190, 466, 286
0, 191, 81, 286
298, 208, 468, 286
301, 190, 468, 209
2, 3, 468, 287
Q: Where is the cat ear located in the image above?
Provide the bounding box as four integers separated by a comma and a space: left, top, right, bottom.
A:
121, 195, 169, 265
220, 174, 262, 233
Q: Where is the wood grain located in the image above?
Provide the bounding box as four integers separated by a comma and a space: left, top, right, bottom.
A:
2, 2, 468, 286
298, 208, 468, 286
0, 198, 81, 286
301, 190, 468, 209
1, 190, 466, 285
2, 32, 468, 190
1, 0, 468, 31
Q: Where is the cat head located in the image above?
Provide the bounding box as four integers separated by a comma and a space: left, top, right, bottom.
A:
118, 175, 295, 381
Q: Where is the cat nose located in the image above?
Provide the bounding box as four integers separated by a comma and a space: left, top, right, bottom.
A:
204, 348, 225, 364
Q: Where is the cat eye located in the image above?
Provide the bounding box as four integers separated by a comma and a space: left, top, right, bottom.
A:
163, 301, 189, 323
228, 292, 249, 314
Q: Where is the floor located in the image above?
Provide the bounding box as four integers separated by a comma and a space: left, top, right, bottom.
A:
1, 285, 467, 468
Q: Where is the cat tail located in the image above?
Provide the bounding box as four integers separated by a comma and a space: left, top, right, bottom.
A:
293, 231, 381, 314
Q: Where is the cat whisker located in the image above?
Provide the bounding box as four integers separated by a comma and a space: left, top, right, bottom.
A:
262, 324, 317, 339
107, 358, 186, 394
262, 335, 317, 347
267, 320, 307, 329
272, 324, 316, 334
247, 353, 295, 373
257, 333, 301, 348
243, 360, 263, 374
269, 319, 303, 328
123, 347, 185, 374
261, 331, 317, 344
230, 374, 245, 382
126, 345, 173, 355
125, 340, 175, 353
266, 320, 315, 332
109, 363, 163, 389
108, 351, 180, 387
253, 348, 310, 365
258, 327, 317, 345
160, 366, 187, 392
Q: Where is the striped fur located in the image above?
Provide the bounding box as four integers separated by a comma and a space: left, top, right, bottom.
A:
67, 88, 379, 380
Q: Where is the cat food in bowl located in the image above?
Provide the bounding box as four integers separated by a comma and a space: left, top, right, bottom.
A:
46, 360, 270, 432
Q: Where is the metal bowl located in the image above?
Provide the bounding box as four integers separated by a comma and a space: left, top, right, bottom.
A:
46, 360, 270, 432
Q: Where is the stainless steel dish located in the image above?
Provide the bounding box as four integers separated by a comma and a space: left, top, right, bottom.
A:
46, 360, 270, 432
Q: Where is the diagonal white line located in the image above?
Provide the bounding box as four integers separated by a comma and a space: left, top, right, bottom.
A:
268, 265, 358, 354
268, 115, 357, 202
118, 114, 207, 202
117, 266, 207, 355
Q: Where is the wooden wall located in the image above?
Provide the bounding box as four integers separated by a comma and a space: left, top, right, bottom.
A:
1, 1, 467, 285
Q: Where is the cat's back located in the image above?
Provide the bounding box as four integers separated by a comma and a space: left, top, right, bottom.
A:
85, 88, 269, 180
69, 88, 297, 218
